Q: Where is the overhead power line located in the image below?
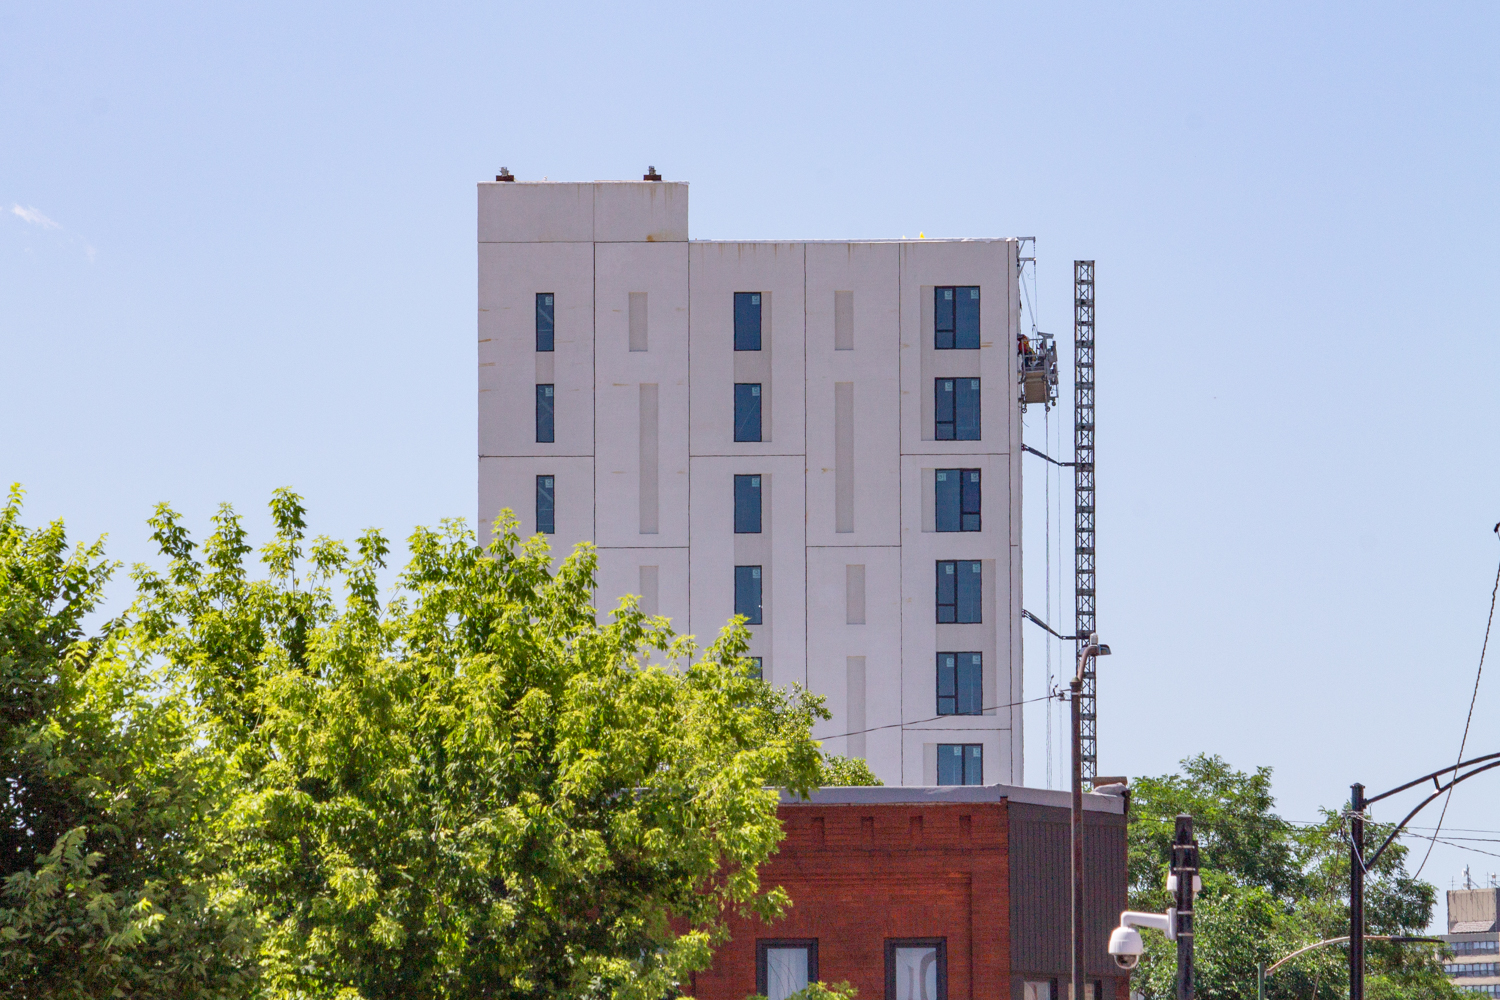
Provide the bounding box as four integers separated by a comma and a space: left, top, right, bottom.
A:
1414, 537, 1500, 879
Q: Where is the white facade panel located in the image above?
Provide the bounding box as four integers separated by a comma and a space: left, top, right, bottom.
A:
804, 242, 902, 547
478, 180, 1026, 788
687, 455, 807, 689
478, 242, 594, 458
478, 456, 593, 555
687, 243, 807, 457
479, 182, 595, 243
806, 545, 903, 784
593, 242, 690, 548
593, 182, 689, 243
595, 546, 690, 635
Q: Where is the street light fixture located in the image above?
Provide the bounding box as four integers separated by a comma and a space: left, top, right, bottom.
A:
1070, 635, 1110, 1000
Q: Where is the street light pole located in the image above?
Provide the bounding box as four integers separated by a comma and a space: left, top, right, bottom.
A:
1071, 637, 1110, 1000
1350, 782, 1365, 1000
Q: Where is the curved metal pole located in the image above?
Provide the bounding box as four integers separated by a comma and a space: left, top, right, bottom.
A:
1267, 935, 1444, 975
1365, 750, 1500, 806
1352, 751, 1500, 1000
1366, 758, 1500, 869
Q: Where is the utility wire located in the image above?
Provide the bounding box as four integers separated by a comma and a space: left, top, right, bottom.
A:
821, 693, 1053, 741
1414, 537, 1500, 879
1401, 831, 1500, 863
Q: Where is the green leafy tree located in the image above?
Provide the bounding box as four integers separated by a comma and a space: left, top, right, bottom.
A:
0, 485, 256, 997
129, 492, 832, 1000
1127, 755, 1460, 1000
818, 754, 882, 787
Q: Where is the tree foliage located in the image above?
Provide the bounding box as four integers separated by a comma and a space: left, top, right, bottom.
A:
124, 492, 830, 999
1127, 754, 1460, 1000
0, 485, 256, 997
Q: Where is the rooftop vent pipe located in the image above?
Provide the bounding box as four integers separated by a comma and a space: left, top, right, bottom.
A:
496, 167, 514, 182
643, 166, 662, 181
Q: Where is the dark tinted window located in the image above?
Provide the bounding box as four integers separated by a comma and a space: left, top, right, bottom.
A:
936, 652, 982, 716
746, 657, 763, 681
535, 475, 555, 534
935, 286, 979, 350
937, 744, 983, 785
536, 384, 555, 443
735, 474, 762, 533
936, 560, 982, 623
536, 293, 554, 352
734, 384, 762, 442
935, 469, 981, 532
734, 292, 762, 351
934, 379, 979, 441
735, 565, 763, 624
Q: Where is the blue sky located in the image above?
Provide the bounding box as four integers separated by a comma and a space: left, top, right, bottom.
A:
4, 3, 1499, 918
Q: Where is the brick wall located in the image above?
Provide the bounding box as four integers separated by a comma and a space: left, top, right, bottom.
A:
692, 796, 1129, 1000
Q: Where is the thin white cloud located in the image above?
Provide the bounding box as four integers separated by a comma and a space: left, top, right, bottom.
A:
11, 204, 60, 229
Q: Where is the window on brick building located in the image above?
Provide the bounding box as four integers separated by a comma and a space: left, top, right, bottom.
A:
757, 939, 816, 1000
937, 744, 982, 786
885, 938, 946, 1000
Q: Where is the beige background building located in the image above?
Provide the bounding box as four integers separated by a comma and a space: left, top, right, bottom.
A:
478, 178, 1026, 786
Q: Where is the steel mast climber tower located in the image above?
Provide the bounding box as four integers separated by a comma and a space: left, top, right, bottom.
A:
1073, 261, 1098, 788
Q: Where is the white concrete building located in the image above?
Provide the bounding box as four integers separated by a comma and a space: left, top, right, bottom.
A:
478, 177, 1024, 787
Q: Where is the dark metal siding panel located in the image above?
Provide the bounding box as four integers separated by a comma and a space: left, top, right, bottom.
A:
1084, 822, 1128, 976
1007, 802, 1130, 983
1008, 812, 1070, 972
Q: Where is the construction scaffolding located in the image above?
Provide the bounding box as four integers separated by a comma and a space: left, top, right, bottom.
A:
1073, 261, 1097, 788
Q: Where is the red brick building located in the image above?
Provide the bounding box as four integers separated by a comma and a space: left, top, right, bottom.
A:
693, 785, 1129, 1000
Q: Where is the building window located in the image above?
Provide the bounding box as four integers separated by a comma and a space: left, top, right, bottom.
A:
935, 469, 980, 532
936, 560, 982, 624
746, 656, 763, 680
734, 384, 763, 442
1454, 941, 1500, 955
935, 286, 980, 350
936, 653, 982, 716
1446, 962, 1500, 978
934, 379, 980, 441
536, 384, 555, 443
757, 939, 817, 1000
937, 745, 982, 786
535, 475, 554, 534
735, 565, 763, 625
885, 938, 946, 1000
535, 293, 554, 352
1022, 983, 1053, 1000
735, 292, 762, 351
735, 474, 763, 533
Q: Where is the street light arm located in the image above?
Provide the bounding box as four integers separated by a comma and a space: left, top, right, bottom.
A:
1267, 935, 1446, 975
1365, 750, 1500, 806
1365, 757, 1500, 870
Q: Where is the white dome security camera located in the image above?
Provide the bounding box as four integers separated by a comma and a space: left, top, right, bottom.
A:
1108, 925, 1143, 971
